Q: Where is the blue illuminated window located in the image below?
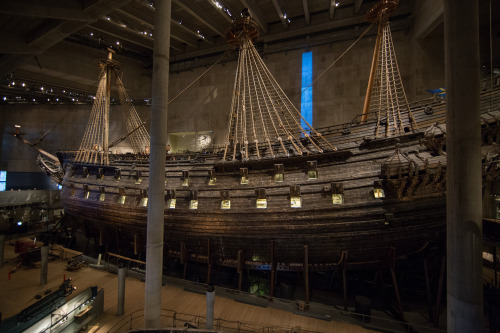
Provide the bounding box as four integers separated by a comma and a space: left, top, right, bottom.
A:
301, 51, 313, 130
0, 171, 6, 191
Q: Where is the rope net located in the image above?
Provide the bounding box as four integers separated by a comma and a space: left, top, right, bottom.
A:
75, 57, 150, 165
370, 21, 418, 137
223, 33, 334, 161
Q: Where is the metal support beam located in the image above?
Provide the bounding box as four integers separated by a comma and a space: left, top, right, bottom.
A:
144, 0, 170, 328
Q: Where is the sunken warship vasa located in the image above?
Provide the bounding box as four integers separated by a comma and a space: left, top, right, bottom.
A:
34, 1, 500, 274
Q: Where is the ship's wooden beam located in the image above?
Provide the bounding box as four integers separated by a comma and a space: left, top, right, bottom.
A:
237, 249, 244, 291
270, 240, 276, 297
304, 245, 310, 305
207, 238, 212, 283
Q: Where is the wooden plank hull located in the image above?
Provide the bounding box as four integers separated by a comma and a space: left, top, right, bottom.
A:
58, 83, 500, 270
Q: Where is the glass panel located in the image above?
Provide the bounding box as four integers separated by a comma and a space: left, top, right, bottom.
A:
290, 196, 301, 208
135, 177, 142, 185
274, 173, 284, 183
374, 188, 385, 198
139, 197, 148, 207
301, 51, 313, 130
168, 198, 176, 209
221, 200, 231, 209
307, 170, 317, 179
256, 198, 267, 209
241, 176, 249, 185
99, 193, 105, 201
332, 194, 344, 205
118, 195, 126, 204
84, 191, 90, 199
182, 178, 189, 186
208, 177, 216, 186
189, 200, 198, 209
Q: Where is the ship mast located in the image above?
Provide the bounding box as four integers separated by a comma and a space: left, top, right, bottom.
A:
74, 50, 150, 165
223, 9, 334, 161
361, 0, 417, 136
103, 50, 113, 165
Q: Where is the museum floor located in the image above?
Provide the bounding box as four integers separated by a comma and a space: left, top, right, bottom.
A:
1, 237, 459, 333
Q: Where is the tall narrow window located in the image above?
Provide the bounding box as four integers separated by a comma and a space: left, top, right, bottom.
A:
301, 51, 313, 130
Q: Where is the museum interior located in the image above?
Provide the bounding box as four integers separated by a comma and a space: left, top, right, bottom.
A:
0, 0, 500, 332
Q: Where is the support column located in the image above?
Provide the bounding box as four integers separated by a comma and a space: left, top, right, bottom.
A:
117, 264, 127, 316
0, 234, 5, 268
304, 245, 310, 305
445, 0, 483, 331
144, 0, 171, 328
206, 282, 215, 330
40, 245, 49, 285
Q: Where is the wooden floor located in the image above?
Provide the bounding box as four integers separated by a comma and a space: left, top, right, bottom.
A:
0, 238, 376, 333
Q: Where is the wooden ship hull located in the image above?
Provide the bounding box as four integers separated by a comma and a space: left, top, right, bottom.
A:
56, 80, 500, 270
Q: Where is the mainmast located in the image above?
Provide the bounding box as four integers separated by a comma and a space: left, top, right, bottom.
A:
223, 9, 334, 161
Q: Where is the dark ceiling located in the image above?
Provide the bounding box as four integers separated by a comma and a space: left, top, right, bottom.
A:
0, 0, 497, 104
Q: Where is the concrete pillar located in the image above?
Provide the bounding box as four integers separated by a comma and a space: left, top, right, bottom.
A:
144, 0, 170, 328
40, 245, 49, 285
0, 234, 5, 268
206, 283, 215, 330
444, 0, 483, 331
117, 264, 127, 316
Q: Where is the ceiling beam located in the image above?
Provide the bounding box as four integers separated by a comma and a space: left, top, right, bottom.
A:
412, 0, 444, 39
271, 0, 288, 29
329, 0, 337, 20
0, 34, 41, 54
303, 0, 310, 25
0, 0, 133, 77
116, 8, 200, 48
354, 0, 363, 14
172, 0, 226, 37
206, 0, 232, 23
0, 0, 94, 21
90, 19, 154, 50
240, 0, 268, 33
172, 20, 214, 45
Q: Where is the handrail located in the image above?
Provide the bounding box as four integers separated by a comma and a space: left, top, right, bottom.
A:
103, 306, 447, 333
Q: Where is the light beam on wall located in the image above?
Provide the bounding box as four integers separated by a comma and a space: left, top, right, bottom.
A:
301, 51, 313, 131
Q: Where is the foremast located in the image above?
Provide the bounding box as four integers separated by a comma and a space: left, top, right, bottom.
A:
74, 50, 150, 165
